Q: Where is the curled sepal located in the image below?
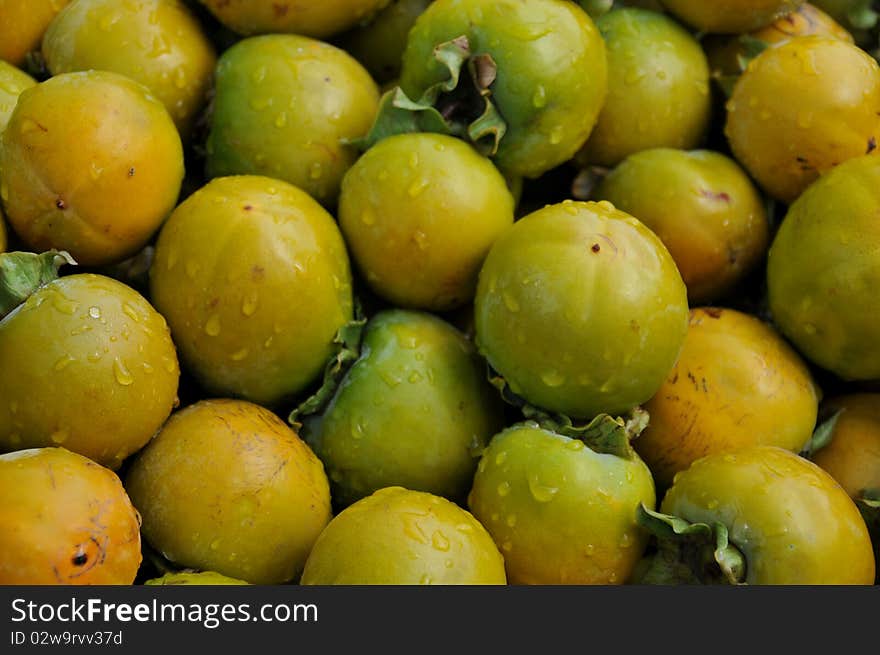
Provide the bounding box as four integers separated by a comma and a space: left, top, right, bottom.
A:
634, 504, 747, 585
487, 365, 648, 459
858, 491, 880, 537
288, 304, 367, 429
578, 0, 614, 20
349, 36, 507, 157
0, 250, 77, 320
800, 408, 845, 458
571, 165, 610, 201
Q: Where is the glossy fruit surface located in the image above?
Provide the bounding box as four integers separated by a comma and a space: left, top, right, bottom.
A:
660, 0, 805, 33
0, 273, 180, 470
150, 175, 353, 407
0, 70, 184, 267
338, 133, 514, 311
0, 60, 35, 133
144, 571, 250, 585
474, 199, 689, 419
125, 399, 332, 585
300, 486, 507, 584
0, 447, 142, 585
0, 0, 71, 66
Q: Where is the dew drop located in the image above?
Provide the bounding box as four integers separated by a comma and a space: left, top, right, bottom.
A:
204, 314, 221, 336
113, 357, 134, 386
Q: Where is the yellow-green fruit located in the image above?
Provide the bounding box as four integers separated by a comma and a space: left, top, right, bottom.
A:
635, 307, 820, 490
300, 486, 507, 585
145, 571, 250, 585
0, 60, 35, 133
0, 0, 71, 66
198, 0, 391, 39
661, 446, 875, 584
725, 35, 880, 204
576, 8, 712, 168
660, 0, 805, 33
150, 175, 353, 407
593, 148, 769, 304
0, 273, 180, 470
338, 133, 515, 311
0, 70, 184, 267
42, 0, 217, 137
811, 394, 880, 499
125, 399, 332, 585
0, 447, 142, 585
206, 34, 380, 207
0, 216, 6, 252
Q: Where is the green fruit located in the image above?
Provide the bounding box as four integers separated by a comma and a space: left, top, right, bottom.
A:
0, 60, 35, 134
0, 270, 180, 470
593, 148, 769, 304
467, 421, 656, 584
725, 35, 880, 204
198, 0, 392, 39
659, 0, 805, 33
300, 486, 507, 584
0, 70, 184, 267
125, 399, 332, 585
338, 133, 515, 311
42, 0, 218, 137
150, 175, 353, 407
767, 153, 880, 380
297, 309, 505, 508
474, 199, 689, 419
206, 34, 380, 208
576, 8, 712, 169
811, 0, 878, 45
144, 571, 250, 585
398, 0, 607, 179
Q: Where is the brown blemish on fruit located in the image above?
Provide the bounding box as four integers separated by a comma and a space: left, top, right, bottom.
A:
591, 243, 601, 253
867, 137, 877, 154
55, 198, 66, 210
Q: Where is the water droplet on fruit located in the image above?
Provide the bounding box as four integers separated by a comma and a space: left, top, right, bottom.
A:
502, 291, 520, 312
230, 348, 249, 361
506, 514, 517, 528
497, 481, 511, 497
241, 293, 258, 316
495, 451, 507, 466
113, 357, 134, 386
274, 112, 288, 128
532, 85, 547, 108
528, 474, 558, 502
432, 531, 450, 552
204, 315, 221, 336
541, 370, 565, 388
53, 355, 75, 371
565, 440, 585, 451
408, 178, 429, 197
361, 208, 376, 225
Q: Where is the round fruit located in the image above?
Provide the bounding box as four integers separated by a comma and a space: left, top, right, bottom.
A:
0, 447, 142, 585
300, 486, 507, 584
150, 175, 353, 407
659, 0, 805, 34
809, 393, 880, 499
725, 35, 880, 204
0, 272, 180, 470
576, 8, 712, 169
0, 60, 35, 133
0, 0, 71, 66
42, 0, 218, 137
338, 133, 515, 311
205, 34, 380, 208
593, 148, 769, 304
0, 70, 184, 267
653, 445, 875, 584
474, 199, 689, 419
767, 153, 880, 380
467, 421, 656, 584
198, 0, 392, 39
398, 0, 608, 179
298, 309, 505, 508
635, 307, 820, 489
125, 399, 332, 585
145, 571, 250, 585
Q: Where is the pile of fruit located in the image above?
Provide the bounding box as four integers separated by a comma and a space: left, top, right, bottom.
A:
1, 0, 879, 586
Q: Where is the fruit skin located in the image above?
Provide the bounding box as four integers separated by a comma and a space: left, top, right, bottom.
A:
594, 148, 769, 305
474, 200, 689, 419
660, 0, 806, 34
338, 133, 515, 311
0, 60, 36, 134
810, 393, 880, 499
635, 307, 820, 490
145, 571, 250, 585
0, 70, 184, 267
0, 0, 71, 66
300, 309, 506, 508
660, 445, 875, 584
125, 399, 332, 585
725, 35, 880, 204
399, 0, 608, 179
206, 34, 380, 208
0, 447, 142, 585
0, 273, 180, 470
198, 0, 392, 39
767, 154, 880, 380
576, 8, 712, 169
150, 175, 353, 408
467, 423, 656, 585
300, 486, 507, 585
0, 217, 6, 252
42, 0, 218, 137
